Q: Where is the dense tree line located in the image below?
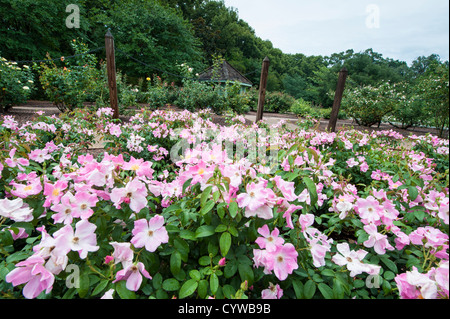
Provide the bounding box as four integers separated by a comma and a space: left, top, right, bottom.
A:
0, 0, 448, 107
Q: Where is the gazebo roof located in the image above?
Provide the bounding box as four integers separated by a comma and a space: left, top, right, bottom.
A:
198, 60, 253, 87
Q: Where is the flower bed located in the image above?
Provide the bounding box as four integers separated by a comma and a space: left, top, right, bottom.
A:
0, 108, 448, 299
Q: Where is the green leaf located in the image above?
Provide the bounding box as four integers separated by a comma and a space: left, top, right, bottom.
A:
224, 260, 238, 278
189, 270, 201, 281
208, 240, 219, 256
215, 224, 228, 233
199, 256, 211, 266
414, 209, 426, 222
238, 264, 254, 286
195, 225, 216, 238
304, 280, 316, 299
213, 190, 220, 202
384, 271, 396, 281
321, 269, 335, 277
201, 200, 215, 216
354, 279, 366, 288
179, 230, 196, 240
0, 231, 14, 247
92, 279, 110, 296
318, 283, 334, 299
292, 280, 304, 299
210, 273, 219, 295
11, 222, 34, 234
183, 178, 193, 193
77, 272, 90, 298
170, 251, 182, 276
408, 186, 419, 201
115, 280, 136, 299
179, 279, 198, 299
217, 205, 226, 219
382, 280, 393, 295
332, 278, 345, 299
222, 284, 236, 299
303, 177, 318, 206
162, 278, 180, 292
228, 201, 238, 218
198, 280, 208, 299
6, 251, 30, 263
228, 225, 239, 237
164, 204, 181, 214
219, 232, 232, 257
152, 273, 163, 290
201, 186, 213, 207
174, 238, 190, 258
380, 256, 398, 273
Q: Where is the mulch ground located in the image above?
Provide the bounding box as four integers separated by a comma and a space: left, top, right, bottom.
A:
3, 100, 448, 139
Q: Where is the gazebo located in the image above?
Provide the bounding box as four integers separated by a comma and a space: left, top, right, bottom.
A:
197, 60, 253, 92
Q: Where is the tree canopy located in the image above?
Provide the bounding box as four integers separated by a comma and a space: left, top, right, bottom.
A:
0, 0, 448, 107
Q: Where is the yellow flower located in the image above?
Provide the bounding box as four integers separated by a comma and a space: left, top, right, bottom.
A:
146, 77, 151, 81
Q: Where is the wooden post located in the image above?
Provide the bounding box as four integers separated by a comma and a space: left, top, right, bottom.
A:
105, 30, 119, 119
327, 67, 348, 132
256, 57, 270, 123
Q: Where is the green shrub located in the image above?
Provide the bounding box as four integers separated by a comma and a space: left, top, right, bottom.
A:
222, 81, 251, 115
143, 76, 171, 109
264, 91, 295, 114
387, 97, 428, 129
92, 62, 142, 112
415, 64, 449, 138
37, 40, 100, 112
291, 99, 319, 118
176, 80, 220, 113
291, 98, 340, 120
341, 81, 400, 127
0, 58, 35, 112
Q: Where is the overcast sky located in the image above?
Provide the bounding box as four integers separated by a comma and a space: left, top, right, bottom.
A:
222, 0, 449, 65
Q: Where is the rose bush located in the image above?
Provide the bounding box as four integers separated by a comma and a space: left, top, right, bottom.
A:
342, 81, 403, 127
0, 58, 35, 113
36, 40, 101, 112
0, 107, 448, 300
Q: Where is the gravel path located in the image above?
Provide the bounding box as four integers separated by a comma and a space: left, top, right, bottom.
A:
3, 100, 447, 139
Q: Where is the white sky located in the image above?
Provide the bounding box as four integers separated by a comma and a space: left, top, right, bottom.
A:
222, 0, 450, 65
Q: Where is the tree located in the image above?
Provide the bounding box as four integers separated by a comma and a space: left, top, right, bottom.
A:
0, 0, 90, 61
410, 54, 443, 79
415, 64, 450, 138
86, 0, 204, 80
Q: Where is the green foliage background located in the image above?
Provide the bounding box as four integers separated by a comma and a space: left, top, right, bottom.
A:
0, 0, 448, 108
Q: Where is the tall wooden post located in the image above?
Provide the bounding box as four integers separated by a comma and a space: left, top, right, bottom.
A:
327, 67, 348, 132
105, 30, 119, 119
256, 57, 270, 123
